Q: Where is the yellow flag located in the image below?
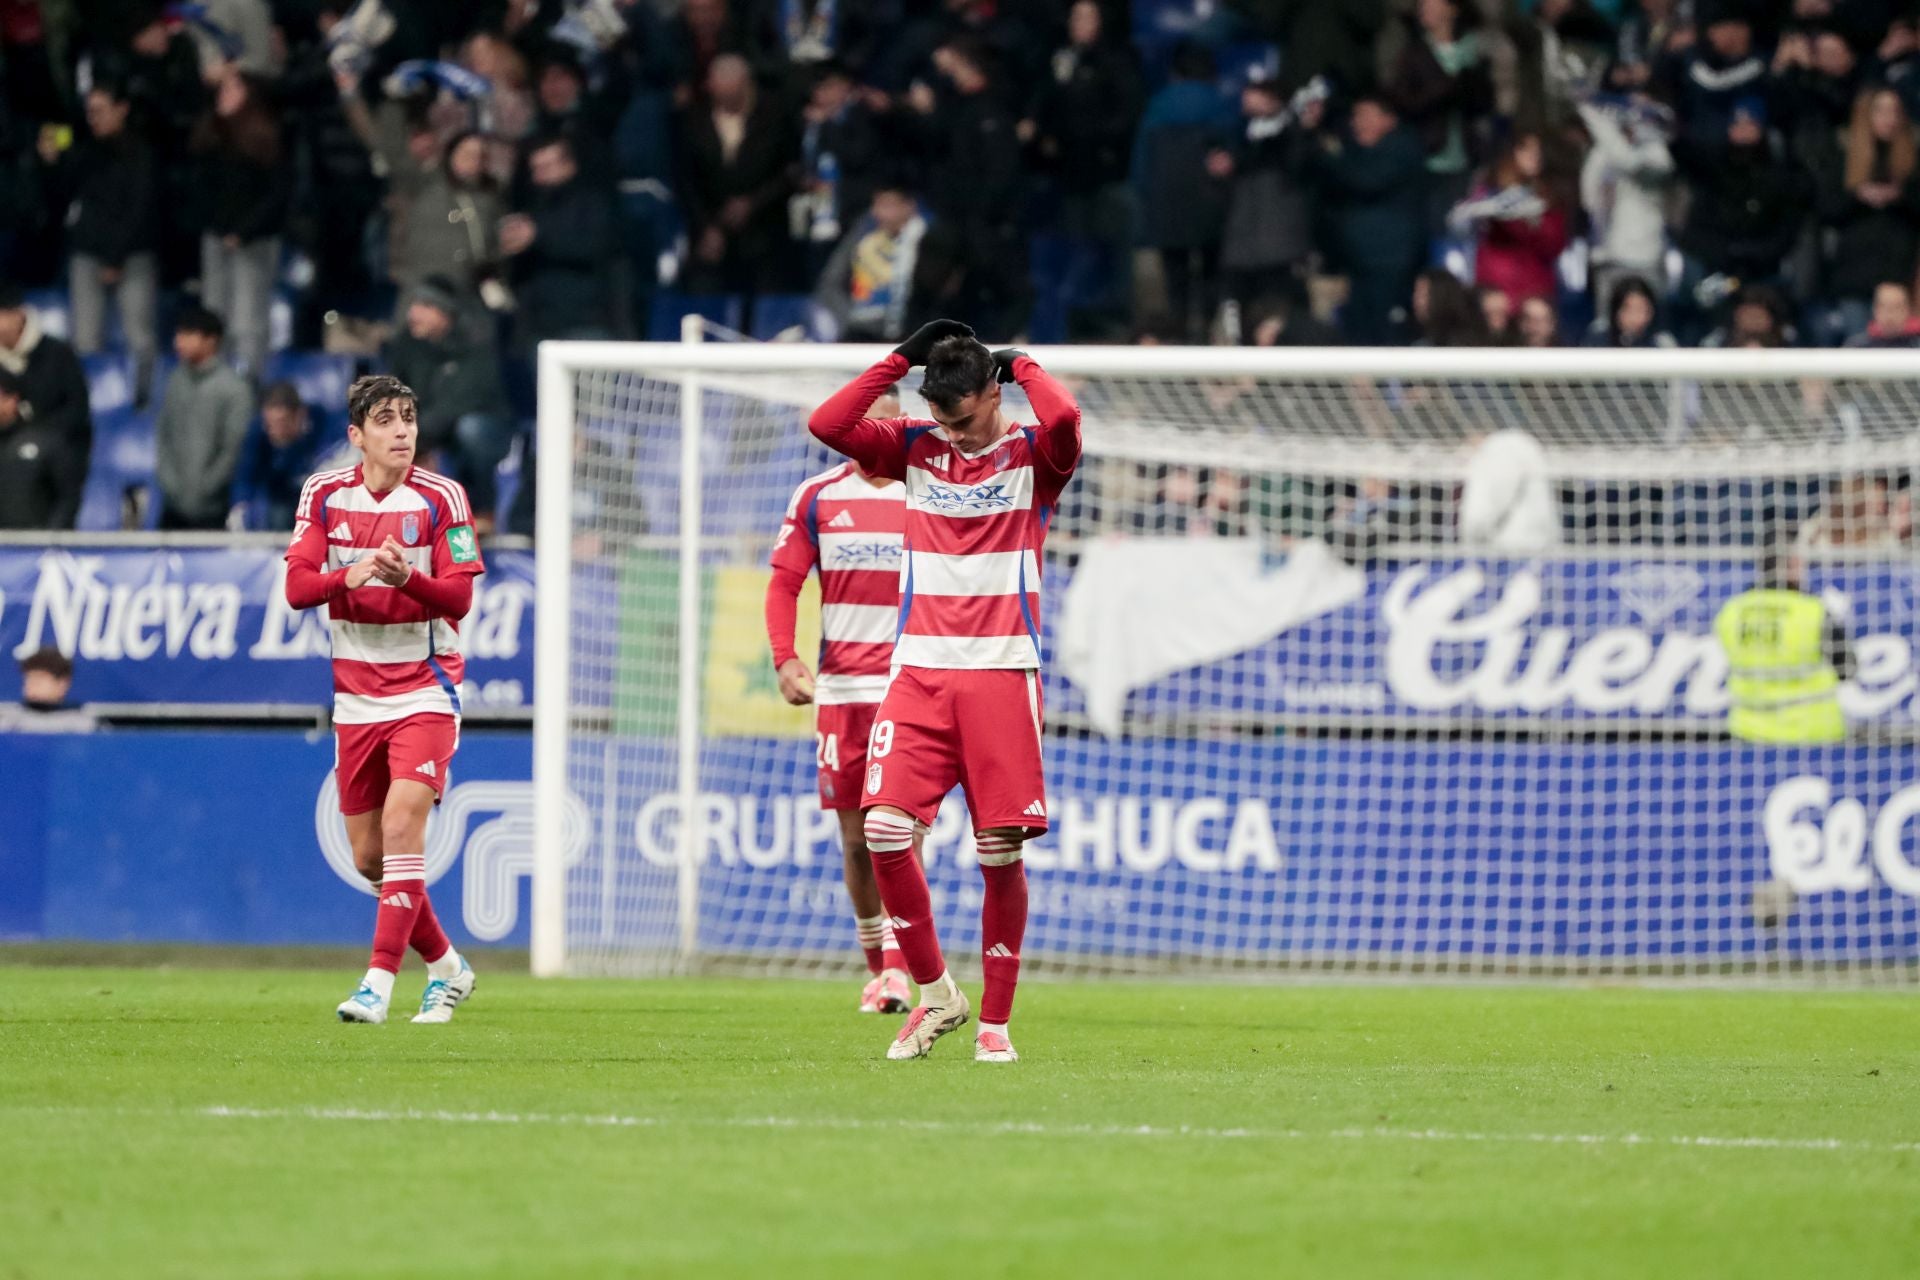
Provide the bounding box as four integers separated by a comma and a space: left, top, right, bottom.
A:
703, 565, 820, 738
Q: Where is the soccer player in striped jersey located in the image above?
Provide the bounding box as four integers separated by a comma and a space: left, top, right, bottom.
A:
808, 320, 1081, 1063
767, 385, 913, 1014
285, 375, 484, 1025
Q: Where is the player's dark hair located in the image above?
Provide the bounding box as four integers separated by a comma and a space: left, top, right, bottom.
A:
175, 305, 224, 340
919, 337, 995, 413
348, 374, 415, 427
19, 646, 72, 680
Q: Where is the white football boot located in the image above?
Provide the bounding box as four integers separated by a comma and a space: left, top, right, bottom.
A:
336, 983, 389, 1024
859, 969, 913, 1014
886, 989, 971, 1060
974, 1030, 1019, 1063
411, 957, 477, 1024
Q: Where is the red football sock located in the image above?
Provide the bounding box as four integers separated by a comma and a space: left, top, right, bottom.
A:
410, 894, 452, 965
370, 853, 427, 974
978, 856, 1028, 1026
864, 812, 946, 986
854, 915, 887, 974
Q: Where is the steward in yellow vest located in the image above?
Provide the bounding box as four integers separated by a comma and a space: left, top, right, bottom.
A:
1713, 549, 1852, 744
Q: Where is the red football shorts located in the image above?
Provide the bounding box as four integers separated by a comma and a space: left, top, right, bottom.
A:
814, 700, 879, 812
334, 713, 459, 815
861, 666, 1048, 834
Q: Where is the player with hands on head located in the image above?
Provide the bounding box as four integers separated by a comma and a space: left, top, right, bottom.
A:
284, 375, 487, 1026
766, 384, 913, 1014
808, 319, 1083, 1063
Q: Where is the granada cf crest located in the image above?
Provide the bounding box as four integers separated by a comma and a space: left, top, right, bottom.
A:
401, 514, 420, 545
866, 763, 883, 795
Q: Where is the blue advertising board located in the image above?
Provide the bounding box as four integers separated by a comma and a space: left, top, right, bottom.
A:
0, 545, 534, 707
6, 730, 1919, 964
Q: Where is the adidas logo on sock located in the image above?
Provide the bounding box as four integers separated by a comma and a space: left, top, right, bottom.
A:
382, 891, 413, 909
415, 760, 437, 777
985, 943, 1014, 958
1023, 800, 1046, 817
886, 916, 913, 930
827, 509, 856, 528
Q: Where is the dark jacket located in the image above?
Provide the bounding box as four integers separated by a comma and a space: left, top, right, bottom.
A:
191, 106, 290, 242
1031, 40, 1142, 193
56, 131, 159, 265
1225, 0, 1389, 95
1313, 125, 1429, 272
0, 422, 69, 530
678, 94, 799, 278
1131, 81, 1236, 249
0, 322, 91, 528
386, 328, 511, 453
230, 406, 326, 530
511, 175, 617, 341
1821, 146, 1920, 302
1674, 138, 1811, 280
1221, 114, 1315, 271
914, 88, 1024, 245
1387, 28, 1495, 165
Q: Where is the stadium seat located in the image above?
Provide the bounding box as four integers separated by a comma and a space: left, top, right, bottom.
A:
83, 353, 137, 414
263, 351, 358, 411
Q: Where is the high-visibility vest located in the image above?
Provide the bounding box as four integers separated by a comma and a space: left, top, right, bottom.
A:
1713, 589, 1845, 744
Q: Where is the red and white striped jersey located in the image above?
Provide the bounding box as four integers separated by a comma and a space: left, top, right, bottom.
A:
768, 462, 906, 704
807, 353, 1081, 670
286, 464, 487, 723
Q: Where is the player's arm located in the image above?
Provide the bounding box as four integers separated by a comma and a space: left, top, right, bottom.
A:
807, 319, 974, 477
992, 347, 1082, 484
283, 476, 374, 607
765, 485, 820, 705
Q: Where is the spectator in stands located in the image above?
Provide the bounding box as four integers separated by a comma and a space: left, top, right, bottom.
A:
1674, 99, 1811, 297
1584, 274, 1678, 347
1411, 268, 1489, 346
1817, 87, 1920, 345
1313, 95, 1427, 347
1453, 132, 1570, 306
190, 0, 279, 81
1664, 10, 1768, 147
48, 82, 159, 396
1576, 96, 1675, 311
190, 69, 288, 377
1877, 15, 1920, 118
1, 648, 96, 734
395, 130, 504, 320
1245, 291, 1340, 346
1132, 40, 1235, 343
1479, 285, 1515, 342
898, 36, 1029, 336
1386, 0, 1495, 233
677, 54, 799, 324
1797, 473, 1902, 551
154, 307, 254, 531
1844, 280, 1920, 346
229, 380, 323, 531
0, 283, 89, 529
1706, 285, 1794, 348
1774, 26, 1863, 177
1517, 296, 1563, 347
386, 278, 515, 526
0, 367, 69, 530
1027, 2, 1141, 340
502, 134, 618, 344
669, 0, 752, 105
795, 61, 889, 282
1213, 67, 1314, 324
1508, 0, 1616, 128
812, 182, 926, 341
1605, 0, 1686, 95
1224, 0, 1387, 97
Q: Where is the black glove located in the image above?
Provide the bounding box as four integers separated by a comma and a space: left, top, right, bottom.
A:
990, 348, 1029, 384
893, 318, 975, 366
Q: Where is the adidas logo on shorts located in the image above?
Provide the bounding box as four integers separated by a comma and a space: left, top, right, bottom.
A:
415, 760, 437, 777
1023, 800, 1046, 818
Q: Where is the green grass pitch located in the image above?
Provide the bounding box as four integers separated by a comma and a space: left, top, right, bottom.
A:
3, 960, 1918, 1279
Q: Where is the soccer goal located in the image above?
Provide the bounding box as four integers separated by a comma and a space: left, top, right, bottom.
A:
533, 335, 1920, 983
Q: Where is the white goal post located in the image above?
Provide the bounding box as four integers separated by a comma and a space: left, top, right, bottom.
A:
534, 338, 1920, 982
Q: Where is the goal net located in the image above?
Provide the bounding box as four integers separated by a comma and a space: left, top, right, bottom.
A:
533, 341, 1920, 983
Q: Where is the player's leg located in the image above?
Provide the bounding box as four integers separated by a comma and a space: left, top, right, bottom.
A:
334, 725, 396, 1022
823, 701, 910, 1012
861, 670, 970, 1059
381, 715, 474, 1023
954, 669, 1048, 1063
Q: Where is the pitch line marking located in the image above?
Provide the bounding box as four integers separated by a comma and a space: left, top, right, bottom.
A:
167, 1106, 1920, 1154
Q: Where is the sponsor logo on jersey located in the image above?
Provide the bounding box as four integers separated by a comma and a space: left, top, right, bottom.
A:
447, 524, 479, 564
921, 481, 1014, 513
402, 513, 420, 545
827, 539, 903, 569
827, 509, 856, 529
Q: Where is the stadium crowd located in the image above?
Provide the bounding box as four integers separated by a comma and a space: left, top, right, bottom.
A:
3, 0, 1920, 536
